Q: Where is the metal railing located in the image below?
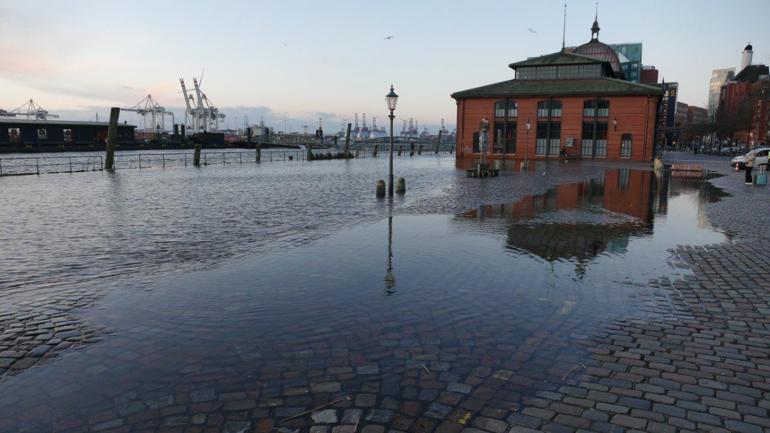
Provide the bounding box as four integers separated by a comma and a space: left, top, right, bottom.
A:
0, 155, 103, 176
0, 148, 456, 177
113, 150, 308, 170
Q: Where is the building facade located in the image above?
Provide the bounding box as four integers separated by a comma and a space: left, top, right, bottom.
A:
687, 105, 708, 126
609, 43, 643, 83
0, 119, 136, 153
708, 68, 735, 120
452, 20, 662, 163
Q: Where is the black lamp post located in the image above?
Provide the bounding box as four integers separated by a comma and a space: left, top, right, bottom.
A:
386, 85, 399, 196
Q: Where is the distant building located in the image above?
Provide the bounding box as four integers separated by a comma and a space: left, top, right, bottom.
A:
656, 82, 679, 148
0, 118, 135, 153
640, 66, 659, 85
687, 106, 708, 126
716, 43, 770, 146
451, 17, 662, 162
675, 102, 689, 129
609, 43, 643, 83
718, 65, 769, 118
708, 68, 735, 120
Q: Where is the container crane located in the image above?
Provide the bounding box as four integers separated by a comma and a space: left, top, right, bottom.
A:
121, 94, 174, 132
179, 77, 225, 134
7, 99, 60, 120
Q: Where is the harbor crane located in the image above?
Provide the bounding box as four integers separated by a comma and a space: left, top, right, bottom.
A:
180, 78, 225, 134
2, 99, 60, 120
121, 94, 174, 132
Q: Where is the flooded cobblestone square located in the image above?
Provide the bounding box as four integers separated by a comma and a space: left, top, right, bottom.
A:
1, 154, 768, 433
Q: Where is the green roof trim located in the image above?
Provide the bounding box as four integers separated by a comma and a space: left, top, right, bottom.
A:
451, 78, 664, 99
508, 51, 604, 69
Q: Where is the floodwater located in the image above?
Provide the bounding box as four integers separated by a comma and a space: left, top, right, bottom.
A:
0, 157, 727, 433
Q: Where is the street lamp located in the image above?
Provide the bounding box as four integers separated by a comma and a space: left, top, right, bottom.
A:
524, 118, 531, 169
386, 85, 399, 196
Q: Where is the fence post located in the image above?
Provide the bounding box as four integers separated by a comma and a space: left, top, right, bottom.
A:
240, 153, 242, 164
139, 154, 142, 169
69, 157, 72, 173
162, 153, 165, 168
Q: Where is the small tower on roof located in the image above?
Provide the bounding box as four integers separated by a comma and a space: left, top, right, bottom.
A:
741, 43, 753, 72
591, 2, 600, 40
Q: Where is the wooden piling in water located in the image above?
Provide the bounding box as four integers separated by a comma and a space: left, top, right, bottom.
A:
373, 144, 379, 157
104, 107, 120, 171
343, 123, 352, 157
376, 179, 385, 198
194, 143, 202, 166
435, 130, 442, 154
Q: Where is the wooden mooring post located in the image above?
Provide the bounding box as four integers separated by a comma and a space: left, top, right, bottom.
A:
343, 123, 352, 157
104, 107, 120, 171
435, 130, 442, 154
194, 143, 202, 166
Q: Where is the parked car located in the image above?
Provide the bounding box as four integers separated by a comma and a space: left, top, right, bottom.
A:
731, 147, 770, 169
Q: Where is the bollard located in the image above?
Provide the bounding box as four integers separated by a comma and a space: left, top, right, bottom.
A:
396, 177, 406, 194
376, 179, 386, 198
194, 143, 201, 167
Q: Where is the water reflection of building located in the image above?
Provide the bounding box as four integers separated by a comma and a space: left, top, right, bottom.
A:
457, 169, 656, 263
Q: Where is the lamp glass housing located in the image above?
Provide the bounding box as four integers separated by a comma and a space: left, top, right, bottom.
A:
386, 85, 398, 111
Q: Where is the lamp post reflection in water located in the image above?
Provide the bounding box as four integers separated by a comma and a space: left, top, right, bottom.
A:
384, 201, 396, 294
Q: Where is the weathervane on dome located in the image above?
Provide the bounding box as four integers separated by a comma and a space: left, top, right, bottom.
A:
591, 1, 600, 41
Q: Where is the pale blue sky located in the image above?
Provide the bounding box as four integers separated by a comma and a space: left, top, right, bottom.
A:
1, 0, 768, 132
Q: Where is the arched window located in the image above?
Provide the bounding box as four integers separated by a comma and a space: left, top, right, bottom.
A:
493, 100, 517, 154
537, 100, 562, 117
621, 134, 632, 158
584, 100, 610, 117
494, 100, 517, 118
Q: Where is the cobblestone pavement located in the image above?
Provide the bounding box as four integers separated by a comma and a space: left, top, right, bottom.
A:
2, 154, 769, 433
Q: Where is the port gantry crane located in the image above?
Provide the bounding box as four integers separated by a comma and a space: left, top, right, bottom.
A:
121, 94, 174, 132
0, 99, 60, 120
179, 77, 225, 135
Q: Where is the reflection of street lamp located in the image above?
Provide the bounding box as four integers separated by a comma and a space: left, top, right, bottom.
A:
384, 203, 395, 294
386, 85, 399, 197
479, 117, 489, 165
524, 118, 531, 168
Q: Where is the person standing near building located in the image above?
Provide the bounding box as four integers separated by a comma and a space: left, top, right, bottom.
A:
745, 152, 756, 184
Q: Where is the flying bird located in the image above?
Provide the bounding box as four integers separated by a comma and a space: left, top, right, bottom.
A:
528, 28, 537, 34
384, 35, 395, 40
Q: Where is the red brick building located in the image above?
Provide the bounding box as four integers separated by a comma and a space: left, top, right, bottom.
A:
451, 25, 663, 162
